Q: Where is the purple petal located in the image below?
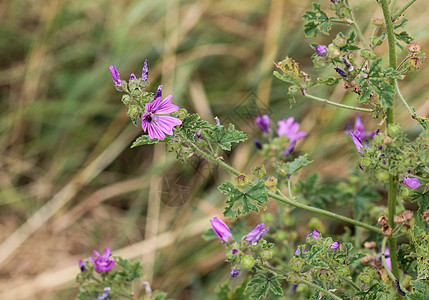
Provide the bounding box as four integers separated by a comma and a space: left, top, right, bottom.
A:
210, 217, 233, 243
145, 97, 162, 114
156, 116, 182, 136
147, 122, 165, 140
142, 113, 149, 132
130, 73, 137, 81
109, 65, 121, 86
142, 59, 148, 82
154, 95, 180, 114
154, 85, 163, 100
245, 223, 265, 242
93, 250, 101, 258
350, 130, 364, 152
255, 115, 270, 133
103, 247, 111, 260
403, 177, 420, 189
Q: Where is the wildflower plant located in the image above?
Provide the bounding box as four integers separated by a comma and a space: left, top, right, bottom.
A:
76, 0, 429, 298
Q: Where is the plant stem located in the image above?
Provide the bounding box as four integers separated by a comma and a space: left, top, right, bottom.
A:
392, 0, 417, 21
345, 0, 369, 49
187, 139, 382, 234
394, 79, 415, 119
302, 90, 372, 113
260, 262, 343, 300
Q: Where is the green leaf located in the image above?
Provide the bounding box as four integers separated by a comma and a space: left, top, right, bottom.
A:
302, 3, 333, 37
314, 76, 342, 87
409, 190, 429, 219
131, 134, 162, 148
219, 181, 268, 217
287, 85, 300, 107
395, 31, 413, 44
276, 154, 313, 176
246, 274, 285, 300
181, 113, 212, 140
206, 124, 247, 151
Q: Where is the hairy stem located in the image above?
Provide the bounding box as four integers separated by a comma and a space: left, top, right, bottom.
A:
394, 79, 415, 119
302, 90, 372, 113
345, 0, 369, 49
392, 0, 417, 21
380, 0, 401, 281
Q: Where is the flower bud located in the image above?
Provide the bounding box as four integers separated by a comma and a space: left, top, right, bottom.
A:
371, 18, 384, 26
122, 95, 132, 106
328, 44, 340, 57
315, 45, 328, 56
333, 36, 347, 48
210, 217, 233, 243
260, 249, 274, 260
361, 49, 377, 59
387, 123, 402, 137
241, 255, 255, 270
376, 170, 389, 181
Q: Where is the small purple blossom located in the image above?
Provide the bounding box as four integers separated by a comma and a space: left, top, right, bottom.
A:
395, 278, 407, 296
154, 85, 163, 100
215, 116, 220, 126
210, 217, 233, 243
79, 260, 86, 272
330, 240, 340, 250
254, 139, 262, 150
142, 95, 182, 140
142, 59, 148, 82
354, 113, 365, 140
245, 223, 269, 245
98, 287, 111, 300
342, 57, 354, 72
89, 247, 115, 273
309, 229, 321, 239
334, 67, 347, 78
255, 115, 270, 133
129, 73, 137, 81
277, 117, 307, 155
294, 248, 307, 255
232, 248, 238, 254
403, 177, 420, 189
291, 284, 298, 293
109, 65, 122, 86
316, 45, 327, 56
350, 130, 364, 152
230, 269, 240, 277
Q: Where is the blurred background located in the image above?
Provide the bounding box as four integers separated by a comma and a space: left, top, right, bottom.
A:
0, 0, 428, 298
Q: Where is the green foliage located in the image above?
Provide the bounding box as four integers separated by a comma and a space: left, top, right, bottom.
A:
217, 279, 250, 300
276, 154, 313, 177
295, 173, 339, 209
131, 134, 163, 147
219, 181, 269, 217
287, 85, 300, 107
180, 113, 212, 140
246, 274, 285, 300
206, 124, 248, 151
409, 190, 429, 219
302, 3, 333, 37
273, 57, 301, 85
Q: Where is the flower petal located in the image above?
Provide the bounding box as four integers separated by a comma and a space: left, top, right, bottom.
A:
147, 122, 165, 140
156, 116, 182, 136
154, 95, 179, 114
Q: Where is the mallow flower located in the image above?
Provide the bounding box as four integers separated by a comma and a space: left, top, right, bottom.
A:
210, 217, 233, 243
309, 229, 321, 239
315, 45, 327, 56
403, 176, 420, 189
255, 115, 270, 133
89, 247, 115, 273
330, 240, 340, 250
142, 94, 182, 140
277, 117, 307, 155
109, 65, 122, 86
245, 223, 269, 245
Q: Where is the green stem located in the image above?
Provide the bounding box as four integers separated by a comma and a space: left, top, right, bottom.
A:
268, 191, 381, 234
302, 90, 373, 113
187, 139, 382, 234
394, 79, 415, 118
392, 0, 417, 21
320, 256, 361, 292
260, 262, 343, 300
345, 0, 369, 49
381, 0, 401, 281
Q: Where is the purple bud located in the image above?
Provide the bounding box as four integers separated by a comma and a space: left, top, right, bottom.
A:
154, 85, 162, 100
78, 260, 86, 272
294, 248, 307, 255
334, 67, 347, 78
255, 115, 270, 133
316, 45, 328, 56
142, 59, 148, 82
130, 73, 137, 81
210, 217, 233, 243
254, 139, 263, 150
230, 269, 239, 277
109, 65, 122, 86
291, 284, 298, 293
232, 248, 238, 254
403, 177, 420, 189
215, 116, 220, 125
309, 229, 321, 239
342, 57, 354, 72
98, 287, 111, 300
330, 240, 340, 250
245, 223, 269, 245
395, 278, 407, 296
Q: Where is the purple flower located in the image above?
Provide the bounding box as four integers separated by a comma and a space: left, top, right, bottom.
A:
215, 116, 220, 125
89, 247, 115, 273
109, 65, 121, 86
294, 248, 307, 255
277, 117, 307, 155
354, 113, 365, 140
254, 139, 262, 150
334, 67, 347, 78
142, 59, 148, 82
230, 269, 240, 277
78, 260, 86, 272
395, 278, 407, 296
380, 247, 391, 271
210, 217, 233, 243
316, 45, 327, 56
330, 240, 340, 250
98, 287, 111, 300
291, 284, 298, 293
232, 248, 238, 254
154, 85, 163, 100
245, 223, 269, 245
129, 73, 137, 81
403, 177, 420, 189
309, 229, 321, 239
142, 95, 182, 140
350, 130, 364, 152
255, 115, 270, 133
342, 57, 354, 72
